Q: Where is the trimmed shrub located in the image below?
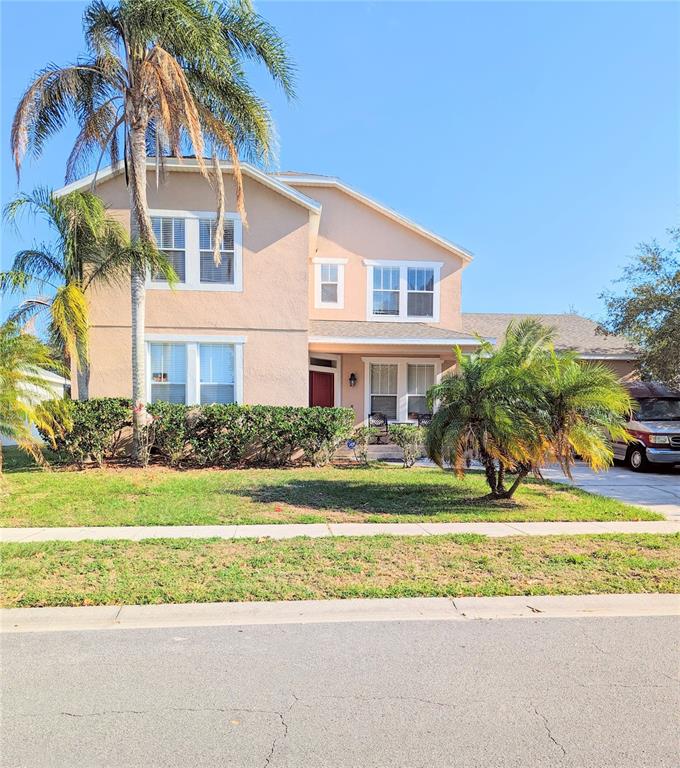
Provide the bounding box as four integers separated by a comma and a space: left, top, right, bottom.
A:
44, 399, 353, 468
388, 423, 425, 468
351, 425, 379, 464
41, 397, 131, 466
147, 401, 191, 466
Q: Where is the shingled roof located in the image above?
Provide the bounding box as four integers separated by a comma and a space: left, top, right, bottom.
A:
462, 313, 638, 357
309, 320, 480, 344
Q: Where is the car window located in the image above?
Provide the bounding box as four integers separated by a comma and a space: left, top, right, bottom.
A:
635, 398, 680, 421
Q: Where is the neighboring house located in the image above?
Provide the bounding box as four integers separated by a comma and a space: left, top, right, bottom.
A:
1, 368, 69, 446
57, 159, 637, 423
462, 313, 639, 380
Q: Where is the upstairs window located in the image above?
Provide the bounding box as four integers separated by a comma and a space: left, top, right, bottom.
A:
320, 264, 339, 303
366, 261, 441, 321
199, 219, 235, 284
407, 268, 434, 317
314, 259, 346, 308
372, 266, 400, 316
151, 217, 185, 282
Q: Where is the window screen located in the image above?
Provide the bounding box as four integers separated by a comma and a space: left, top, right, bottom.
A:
320, 264, 339, 303
407, 268, 434, 317
372, 267, 400, 316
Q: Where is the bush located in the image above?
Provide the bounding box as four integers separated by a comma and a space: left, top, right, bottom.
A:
351, 425, 379, 464
388, 423, 425, 468
44, 399, 354, 468
41, 398, 131, 466
147, 401, 191, 466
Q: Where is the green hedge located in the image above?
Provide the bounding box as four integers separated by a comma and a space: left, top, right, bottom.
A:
40, 398, 354, 468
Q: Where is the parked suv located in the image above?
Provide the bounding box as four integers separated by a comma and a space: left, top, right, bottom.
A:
613, 382, 680, 471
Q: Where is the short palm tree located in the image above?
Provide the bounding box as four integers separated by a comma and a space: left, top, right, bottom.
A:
0, 322, 72, 474
11, 0, 295, 461
542, 352, 633, 478
427, 320, 633, 499
2, 187, 127, 400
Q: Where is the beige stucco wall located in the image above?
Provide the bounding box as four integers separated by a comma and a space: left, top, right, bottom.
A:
88, 325, 308, 406
82, 169, 312, 403
590, 359, 639, 381
288, 185, 465, 330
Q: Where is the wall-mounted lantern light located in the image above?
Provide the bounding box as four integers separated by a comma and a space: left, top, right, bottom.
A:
349, 372, 357, 388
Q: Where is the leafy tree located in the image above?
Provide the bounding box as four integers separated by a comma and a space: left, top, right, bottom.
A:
0, 321, 72, 473
1, 187, 129, 400
11, 0, 294, 462
427, 320, 633, 499
600, 228, 680, 387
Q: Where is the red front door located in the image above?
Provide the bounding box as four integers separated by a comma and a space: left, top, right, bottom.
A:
309, 371, 334, 407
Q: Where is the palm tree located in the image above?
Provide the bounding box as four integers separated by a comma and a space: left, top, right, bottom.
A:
2, 187, 127, 400
11, 0, 295, 461
542, 352, 633, 479
427, 322, 549, 498
427, 320, 632, 499
0, 321, 72, 474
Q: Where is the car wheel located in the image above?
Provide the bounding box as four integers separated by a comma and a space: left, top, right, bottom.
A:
627, 445, 648, 472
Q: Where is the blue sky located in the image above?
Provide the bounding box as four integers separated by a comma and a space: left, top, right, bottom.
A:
2, 1, 678, 322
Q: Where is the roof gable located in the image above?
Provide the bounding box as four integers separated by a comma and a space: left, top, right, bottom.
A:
276, 174, 473, 264
55, 158, 322, 213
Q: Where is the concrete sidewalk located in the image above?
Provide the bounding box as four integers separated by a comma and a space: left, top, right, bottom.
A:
1, 519, 679, 543
2, 593, 678, 634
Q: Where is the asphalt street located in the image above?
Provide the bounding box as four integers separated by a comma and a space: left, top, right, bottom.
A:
2, 616, 678, 768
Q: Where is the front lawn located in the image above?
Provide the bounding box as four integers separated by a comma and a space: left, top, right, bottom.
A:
1, 447, 660, 526
1, 533, 677, 607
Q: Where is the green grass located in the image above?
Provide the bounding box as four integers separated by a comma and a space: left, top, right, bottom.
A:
1, 446, 661, 527
1, 533, 677, 607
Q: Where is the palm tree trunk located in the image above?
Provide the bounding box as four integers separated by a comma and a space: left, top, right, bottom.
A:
76, 362, 90, 401
502, 468, 529, 499
128, 120, 153, 464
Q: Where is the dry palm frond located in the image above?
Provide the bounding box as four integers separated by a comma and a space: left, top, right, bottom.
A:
211, 151, 225, 266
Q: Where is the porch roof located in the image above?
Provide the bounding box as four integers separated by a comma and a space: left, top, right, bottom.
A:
308, 320, 484, 346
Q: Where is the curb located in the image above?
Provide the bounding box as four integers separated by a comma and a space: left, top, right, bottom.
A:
2, 593, 678, 634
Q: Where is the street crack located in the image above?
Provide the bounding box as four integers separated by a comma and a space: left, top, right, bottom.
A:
533, 706, 566, 758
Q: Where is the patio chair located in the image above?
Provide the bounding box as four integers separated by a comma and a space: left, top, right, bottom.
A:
368, 412, 389, 444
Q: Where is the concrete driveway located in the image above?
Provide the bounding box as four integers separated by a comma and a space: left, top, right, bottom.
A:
542, 463, 680, 520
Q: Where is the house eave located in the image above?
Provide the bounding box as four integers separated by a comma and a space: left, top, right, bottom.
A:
54, 159, 323, 214
309, 336, 488, 346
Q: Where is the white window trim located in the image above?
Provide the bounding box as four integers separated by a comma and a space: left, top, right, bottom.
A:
313, 258, 347, 309
363, 259, 442, 322
308, 352, 342, 407
362, 357, 442, 423
145, 334, 245, 405
147, 209, 243, 292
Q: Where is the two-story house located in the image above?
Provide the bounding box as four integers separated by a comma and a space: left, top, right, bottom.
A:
59, 158, 638, 423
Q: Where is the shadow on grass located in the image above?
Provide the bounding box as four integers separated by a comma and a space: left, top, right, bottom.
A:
1, 447, 48, 474
222, 476, 523, 517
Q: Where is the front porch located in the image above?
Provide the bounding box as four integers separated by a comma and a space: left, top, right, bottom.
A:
307, 319, 483, 425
